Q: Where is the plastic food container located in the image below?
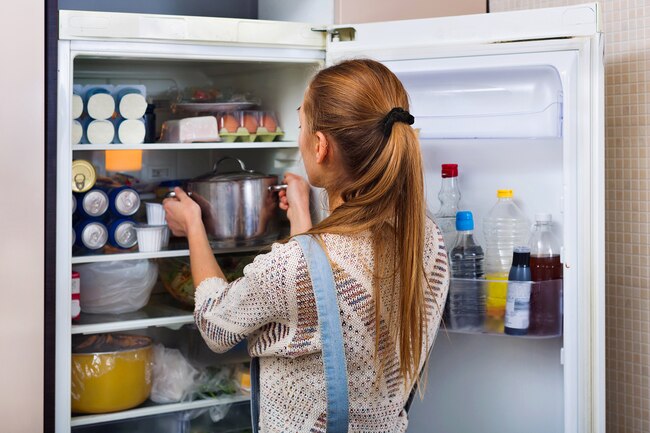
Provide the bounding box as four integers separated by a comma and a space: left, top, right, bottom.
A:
145, 202, 167, 225
159, 116, 220, 143
71, 334, 153, 414
135, 225, 167, 252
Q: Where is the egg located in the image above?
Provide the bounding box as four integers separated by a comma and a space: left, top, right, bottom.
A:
243, 113, 259, 133
220, 114, 240, 133
260, 113, 277, 132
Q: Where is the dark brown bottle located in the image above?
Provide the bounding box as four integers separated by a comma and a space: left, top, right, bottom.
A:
528, 214, 563, 336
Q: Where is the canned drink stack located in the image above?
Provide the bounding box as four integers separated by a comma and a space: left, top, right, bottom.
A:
76, 189, 109, 218
74, 220, 108, 250
107, 186, 141, 217
107, 219, 138, 249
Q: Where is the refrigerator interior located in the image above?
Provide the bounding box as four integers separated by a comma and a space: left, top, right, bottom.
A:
392, 60, 570, 433
66, 55, 321, 431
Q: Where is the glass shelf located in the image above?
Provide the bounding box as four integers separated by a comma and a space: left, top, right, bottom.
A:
72, 141, 299, 151
72, 243, 271, 264
444, 277, 563, 338
71, 293, 193, 335
70, 393, 250, 428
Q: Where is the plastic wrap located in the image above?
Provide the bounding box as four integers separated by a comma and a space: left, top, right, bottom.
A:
159, 116, 220, 143
151, 344, 199, 404
71, 334, 153, 414
73, 260, 158, 314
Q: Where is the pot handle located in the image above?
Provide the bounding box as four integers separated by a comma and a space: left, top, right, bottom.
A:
213, 156, 248, 173
268, 184, 288, 192
165, 190, 193, 199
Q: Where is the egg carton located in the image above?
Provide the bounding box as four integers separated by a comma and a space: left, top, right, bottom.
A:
218, 126, 284, 142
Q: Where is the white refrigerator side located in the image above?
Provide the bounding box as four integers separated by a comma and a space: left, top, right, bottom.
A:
56, 40, 73, 433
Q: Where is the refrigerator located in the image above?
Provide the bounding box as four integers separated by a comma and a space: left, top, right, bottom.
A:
54, 3, 604, 433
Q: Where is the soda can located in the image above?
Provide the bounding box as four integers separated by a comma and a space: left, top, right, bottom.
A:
107, 218, 138, 249
76, 189, 109, 218
74, 220, 108, 250
71, 192, 77, 214
108, 186, 141, 217
71, 271, 81, 320
72, 159, 97, 193
71, 230, 76, 248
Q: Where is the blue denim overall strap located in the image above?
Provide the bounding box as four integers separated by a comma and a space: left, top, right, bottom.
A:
250, 235, 350, 433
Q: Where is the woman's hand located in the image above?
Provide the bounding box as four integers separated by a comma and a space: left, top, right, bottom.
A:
279, 173, 312, 235
163, 187, 203, 238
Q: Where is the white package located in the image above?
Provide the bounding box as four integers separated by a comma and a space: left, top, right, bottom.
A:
151, 344, 199, 404
116, 118, 146, 144
159, 116, 220, 143
73, 260, 158, 314
72, 120, 83, 145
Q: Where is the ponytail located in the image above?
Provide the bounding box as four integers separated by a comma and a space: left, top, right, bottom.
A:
300, 59, 429, 386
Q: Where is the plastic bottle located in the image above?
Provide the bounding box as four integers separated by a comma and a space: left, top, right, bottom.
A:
448, 211, 485, 331
504, 246, 532, 335
433, 164, 461, 251
483, 189, 530, 332
528, 213, 563, 336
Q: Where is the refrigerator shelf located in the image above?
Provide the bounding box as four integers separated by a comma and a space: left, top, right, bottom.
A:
71, 244, 270, 264
70, 392, 251, 428
72, 141, 299, 151
71, 294, 193, 335
444, 277, 563, 338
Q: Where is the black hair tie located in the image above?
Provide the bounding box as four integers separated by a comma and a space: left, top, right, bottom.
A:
381, 107, 415, 137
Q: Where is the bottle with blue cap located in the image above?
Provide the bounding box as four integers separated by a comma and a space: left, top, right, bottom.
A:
448, 211, 485, 330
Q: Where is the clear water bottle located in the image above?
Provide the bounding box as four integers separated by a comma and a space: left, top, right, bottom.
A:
483, 189, 530, 332
448, 211, 484, 331
483, 190, 530, 275
434, 163, 461, 251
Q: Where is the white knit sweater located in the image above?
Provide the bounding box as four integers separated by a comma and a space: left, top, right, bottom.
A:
194, 219, 450, 432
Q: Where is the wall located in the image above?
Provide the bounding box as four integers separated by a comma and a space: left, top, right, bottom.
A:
0, 1, 44, 432
258, 0, 334, 24
59, 0, 257, 19
335, 0, 485, 23
489, 2, 645, 432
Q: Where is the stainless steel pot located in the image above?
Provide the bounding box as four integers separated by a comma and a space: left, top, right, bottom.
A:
180, 157, 286, 246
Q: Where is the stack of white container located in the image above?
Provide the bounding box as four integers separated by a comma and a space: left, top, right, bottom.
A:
72, 84, 148, 145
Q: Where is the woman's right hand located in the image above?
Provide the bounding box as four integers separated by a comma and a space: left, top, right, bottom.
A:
279, 173, 312, 235
163, 187, 203, 238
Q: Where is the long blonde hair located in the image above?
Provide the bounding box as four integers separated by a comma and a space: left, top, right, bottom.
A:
301, 59, 427, 385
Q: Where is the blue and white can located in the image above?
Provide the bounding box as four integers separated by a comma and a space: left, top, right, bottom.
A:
107, 186, 141, 217
107, 218, 138, 249
74, 220, 108, 250
76, 189, 109, 218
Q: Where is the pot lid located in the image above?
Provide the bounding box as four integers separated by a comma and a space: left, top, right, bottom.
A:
72, 333, 152, 354
193, 157, 274, 182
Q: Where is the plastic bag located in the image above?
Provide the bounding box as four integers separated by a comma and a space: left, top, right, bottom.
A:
73, 260, 158, 314
151, 344, 199, 404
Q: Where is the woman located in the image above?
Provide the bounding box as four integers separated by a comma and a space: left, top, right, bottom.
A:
164, 59, 449, 433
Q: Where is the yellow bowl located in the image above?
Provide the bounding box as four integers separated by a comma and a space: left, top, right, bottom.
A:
71, 334, 153, 414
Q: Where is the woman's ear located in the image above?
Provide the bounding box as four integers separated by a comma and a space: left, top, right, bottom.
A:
314, 131, 330, 164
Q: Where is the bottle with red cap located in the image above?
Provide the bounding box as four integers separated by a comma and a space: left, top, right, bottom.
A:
433, 163, 461, 250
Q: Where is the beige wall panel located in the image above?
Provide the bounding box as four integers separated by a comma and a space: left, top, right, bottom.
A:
0, 1, 45, 432
336, 0, 486, 23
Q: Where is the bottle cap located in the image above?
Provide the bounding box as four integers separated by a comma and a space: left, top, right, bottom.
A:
512, 246, 531, 267
497, 189, 513, 198
535, 213, 552, 222
441, 164, 458, 178
455, 211, 474, 231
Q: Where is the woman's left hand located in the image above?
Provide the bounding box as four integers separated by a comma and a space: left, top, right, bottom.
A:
163, 187, 203, 237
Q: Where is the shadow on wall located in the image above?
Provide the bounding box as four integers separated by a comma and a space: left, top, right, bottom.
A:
59, 0, 257, 19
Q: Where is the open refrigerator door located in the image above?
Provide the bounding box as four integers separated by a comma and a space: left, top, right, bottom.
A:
326, 3, 603, 433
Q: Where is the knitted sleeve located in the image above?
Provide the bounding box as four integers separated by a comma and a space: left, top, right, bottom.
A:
193, 240, 302, 355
